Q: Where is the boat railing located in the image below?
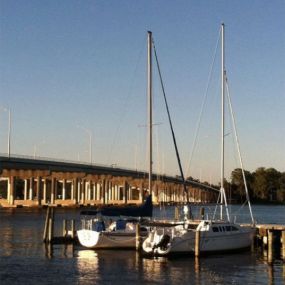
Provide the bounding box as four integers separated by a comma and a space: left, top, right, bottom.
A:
81, 219, 93, 230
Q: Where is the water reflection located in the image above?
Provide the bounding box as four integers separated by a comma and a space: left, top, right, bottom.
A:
76, 250, 242, 285
1, 207, 285, 284
40, 245, 285, 285
43, 243, 75, 259
77, 249, 98, 259
74, 249, 198, 284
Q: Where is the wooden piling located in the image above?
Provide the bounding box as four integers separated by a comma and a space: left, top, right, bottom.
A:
174, 206, 179, 220
282, 230, 285, 260
195, 230, 200, 257
70, 219, 75, 239
62, 219, 67, 238
194, 256, 200, 273
251, 235, 255, 252
48, 207, 54, 243
43, 207, 50, 242
268, 230, 273, 263
45, 243, 53, 259
136, 223, 142, 251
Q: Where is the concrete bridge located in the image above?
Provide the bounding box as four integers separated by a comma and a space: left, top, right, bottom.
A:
0, 155, 218, 208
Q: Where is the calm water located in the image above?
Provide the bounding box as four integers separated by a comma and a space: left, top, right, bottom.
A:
0, 205, 285, 284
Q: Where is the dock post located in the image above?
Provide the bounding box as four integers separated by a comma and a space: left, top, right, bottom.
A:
268, 230, 273, 263
62, 219, 67, 238
48, 207, 54, 243
282, 230, 285, 260
174, 206, 179, 220
71, 219, 75, 239
136, 223, 142, 251
251, 233, 255, 252
195, 230, 200, 257
43, 207, 50, 242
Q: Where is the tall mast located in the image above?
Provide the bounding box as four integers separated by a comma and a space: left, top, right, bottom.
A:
220, 23, 225, 220
220, 23, 230, 221
147, 31, 153, 196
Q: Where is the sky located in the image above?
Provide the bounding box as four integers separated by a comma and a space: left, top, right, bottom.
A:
0, 0, 284, 183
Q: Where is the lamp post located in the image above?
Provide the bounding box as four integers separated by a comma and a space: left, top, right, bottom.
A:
0, 107, 11, 158
77, 125, 92, 164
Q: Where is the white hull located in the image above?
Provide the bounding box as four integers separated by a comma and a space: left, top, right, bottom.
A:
77, 229, 138, 249
166, 230, 254, 254
142, 221, 255, 256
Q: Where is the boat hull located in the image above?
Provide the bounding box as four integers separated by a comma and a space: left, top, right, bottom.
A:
168, 229, 254, 254
142, 222, 255, 256
77, 229, 142, 249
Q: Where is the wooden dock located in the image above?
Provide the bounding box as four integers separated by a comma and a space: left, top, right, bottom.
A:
254, 223, 285, 262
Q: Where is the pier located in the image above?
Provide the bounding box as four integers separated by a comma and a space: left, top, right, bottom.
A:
255, 224, 285, 262
0, 155, 218, 208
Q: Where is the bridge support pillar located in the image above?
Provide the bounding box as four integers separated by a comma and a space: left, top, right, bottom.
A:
123, 181, 128, 204
88, 181, 90, 201
84, 181, 88, 201
81, 180, 85, 205
96, 182, 101, 202
77, 179, 81, 203
101, 180, 105, 204
24, 179, 28, 200
62, 179, 66, 200
71, 179, 74, 202
51, 177, 55, 204
36, 176, 42, 205
8, 176, 15, 205
152, 184, 158, 204
92, 182, 96, 201
107, 180, 111, 204
139, 182, 144, 203
29, 178, 34, 200
111, 183, 115, 201
43, 178, 47, 205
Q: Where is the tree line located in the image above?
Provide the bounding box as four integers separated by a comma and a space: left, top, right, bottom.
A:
229, 167, 285, 203
191, 167, 285, 204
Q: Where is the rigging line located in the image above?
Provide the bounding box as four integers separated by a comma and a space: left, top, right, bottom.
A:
225, 73, 255, 225
185, 28, 222, 179
152, 40, 191, 213
155, 125, 161, 181
107, 36, 146, 165
213, 190, 221, 220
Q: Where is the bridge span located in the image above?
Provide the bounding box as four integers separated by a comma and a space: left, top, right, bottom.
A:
0, 155, 218, 208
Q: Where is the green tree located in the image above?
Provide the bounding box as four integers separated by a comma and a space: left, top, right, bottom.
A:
230, 168, 253, 202
252, 167, 281, 202
252, 167, 268, 200
277, 172, 285, 203
266, 168, 281, 201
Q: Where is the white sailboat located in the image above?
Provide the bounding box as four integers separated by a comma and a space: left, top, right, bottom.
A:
142, 23, 255, 256
77, 31, 155, 249
76, 194, 152, 249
